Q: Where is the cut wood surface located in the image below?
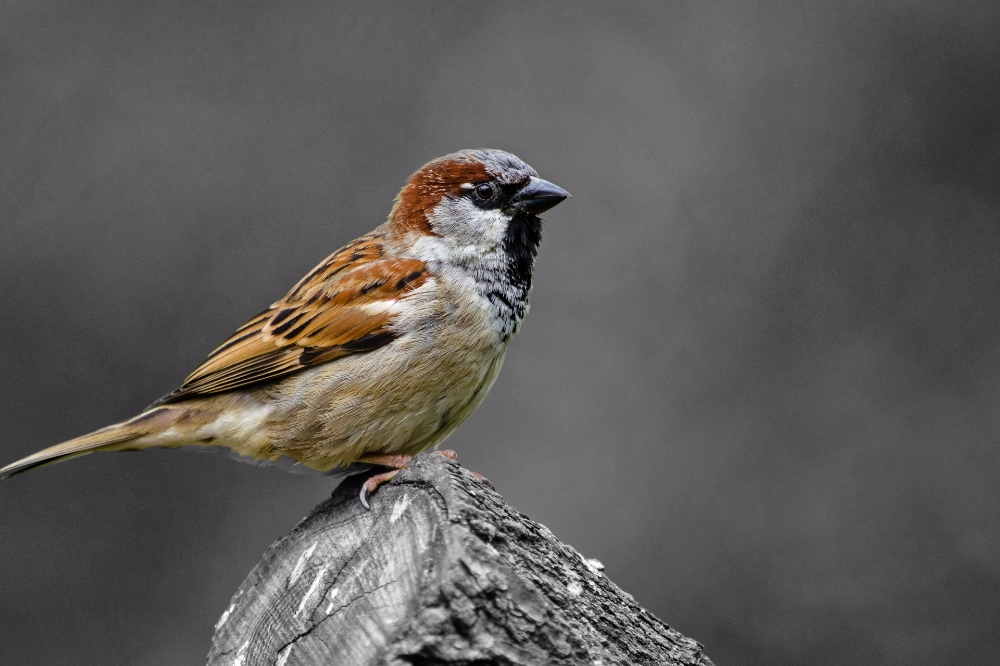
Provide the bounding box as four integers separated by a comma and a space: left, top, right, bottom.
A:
208, 453, 714, 666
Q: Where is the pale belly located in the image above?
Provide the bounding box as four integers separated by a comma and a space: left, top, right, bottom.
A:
225, 325, 508, 472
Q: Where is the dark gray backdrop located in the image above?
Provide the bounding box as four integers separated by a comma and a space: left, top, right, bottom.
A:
2, 2, 998, 665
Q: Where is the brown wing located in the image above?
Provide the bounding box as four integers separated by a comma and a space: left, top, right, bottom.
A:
155, 234, 428, 405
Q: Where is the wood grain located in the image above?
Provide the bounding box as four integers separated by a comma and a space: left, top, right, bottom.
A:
208, 454, 714, 666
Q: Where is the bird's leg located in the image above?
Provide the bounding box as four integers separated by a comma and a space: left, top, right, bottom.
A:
355, 453, 414, 469
357, 449, 458, 469
356, 450, 468, 509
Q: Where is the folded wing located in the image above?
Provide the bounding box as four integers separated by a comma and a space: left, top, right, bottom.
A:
155, 234, 428, 405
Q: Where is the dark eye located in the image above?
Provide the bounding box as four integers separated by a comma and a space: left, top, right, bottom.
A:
474, 183, 495, 200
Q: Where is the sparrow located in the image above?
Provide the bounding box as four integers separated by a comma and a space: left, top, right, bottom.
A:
1, 149, 569, 506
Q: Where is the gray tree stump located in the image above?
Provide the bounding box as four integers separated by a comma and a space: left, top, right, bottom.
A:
208, 453, 714, 666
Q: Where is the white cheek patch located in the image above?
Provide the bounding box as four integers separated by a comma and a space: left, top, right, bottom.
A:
428, 197, 511, 255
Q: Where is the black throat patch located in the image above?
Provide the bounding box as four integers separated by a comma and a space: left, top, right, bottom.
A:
501, 212, 543, 297
474, 211, 542, 341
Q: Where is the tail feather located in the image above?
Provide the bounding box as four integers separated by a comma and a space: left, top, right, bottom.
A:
1, 408, 180, 478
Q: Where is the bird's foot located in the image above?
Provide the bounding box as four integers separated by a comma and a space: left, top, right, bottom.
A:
358, 469, 402, 510
357, 450, 481, 509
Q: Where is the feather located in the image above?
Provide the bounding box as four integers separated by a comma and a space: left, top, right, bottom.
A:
154, 235, 429, 405
0, 408, 183, 477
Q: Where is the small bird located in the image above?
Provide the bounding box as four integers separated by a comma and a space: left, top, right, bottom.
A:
1, 149, 569, 506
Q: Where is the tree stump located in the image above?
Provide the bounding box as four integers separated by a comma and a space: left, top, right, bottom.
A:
208, 453, 714, 666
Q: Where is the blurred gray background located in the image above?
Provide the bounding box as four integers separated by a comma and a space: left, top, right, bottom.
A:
1, 1, 998, 664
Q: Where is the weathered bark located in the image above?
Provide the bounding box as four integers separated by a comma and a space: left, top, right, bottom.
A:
208, 453, 714, 666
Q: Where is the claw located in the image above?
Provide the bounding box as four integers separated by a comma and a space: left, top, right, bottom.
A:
358, 469, 401, 510
434, 450, 483, 483
355, 450, 475, 509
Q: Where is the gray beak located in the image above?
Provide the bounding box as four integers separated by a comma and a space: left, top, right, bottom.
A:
511, 177, 571, 215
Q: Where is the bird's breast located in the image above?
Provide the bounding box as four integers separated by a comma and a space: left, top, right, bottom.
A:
252, 273, 512, 470
431, 256, 532, 343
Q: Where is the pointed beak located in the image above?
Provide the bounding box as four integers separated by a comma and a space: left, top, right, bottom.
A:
511, 177, 571, 215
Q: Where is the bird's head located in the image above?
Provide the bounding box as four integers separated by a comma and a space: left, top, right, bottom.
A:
389, 149, 569, 264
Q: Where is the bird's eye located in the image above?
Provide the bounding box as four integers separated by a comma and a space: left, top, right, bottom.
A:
474, 183, 495, 200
